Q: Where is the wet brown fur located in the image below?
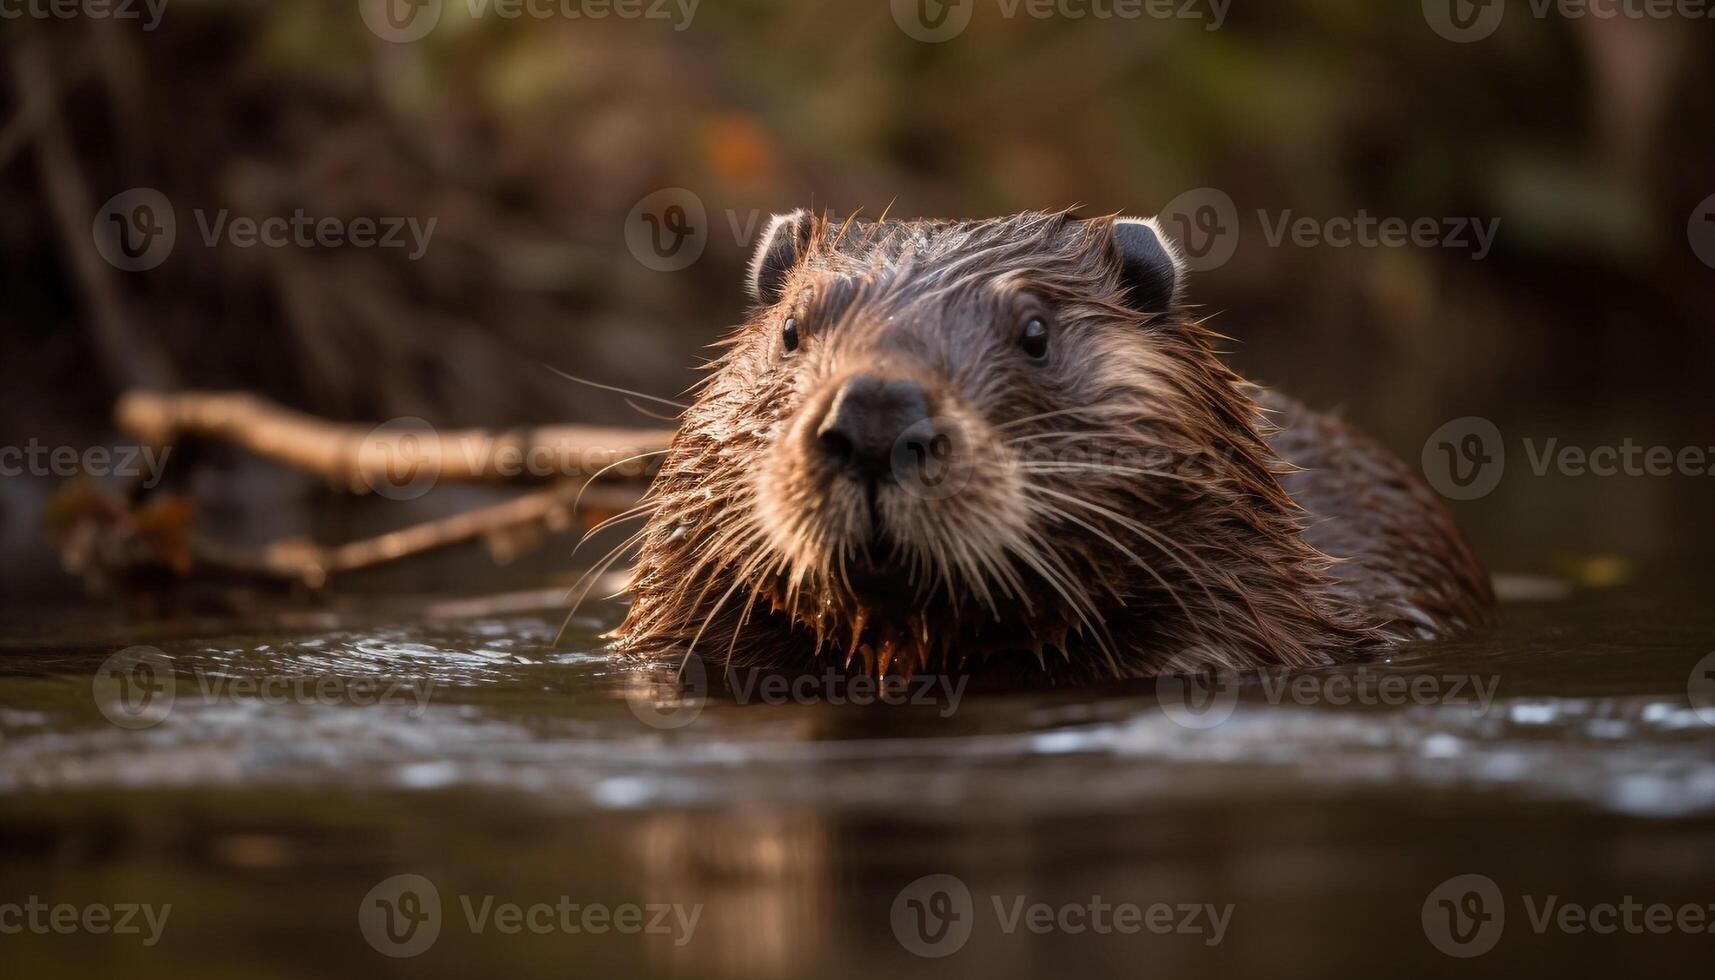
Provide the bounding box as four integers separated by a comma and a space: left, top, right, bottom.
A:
608, 210, 1494, 682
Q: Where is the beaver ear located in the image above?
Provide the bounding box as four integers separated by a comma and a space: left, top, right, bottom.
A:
747, 209, 812, 305
1111, 216, 1185, 315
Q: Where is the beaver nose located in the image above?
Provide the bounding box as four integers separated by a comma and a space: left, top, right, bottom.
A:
816, 375, 934, 480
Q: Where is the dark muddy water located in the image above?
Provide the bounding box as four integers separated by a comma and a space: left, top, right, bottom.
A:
2, 579, 1714, 978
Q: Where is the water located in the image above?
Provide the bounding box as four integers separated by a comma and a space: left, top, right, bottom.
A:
2, 580, 1714, 977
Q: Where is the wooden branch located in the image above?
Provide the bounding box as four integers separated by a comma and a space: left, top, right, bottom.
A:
49, 389, 675, 600
187, 480, 644, 588
51, 465, 651, 593
116, 389, 675, 490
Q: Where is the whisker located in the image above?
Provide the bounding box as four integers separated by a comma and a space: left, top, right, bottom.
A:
571, 449, 669, 516
1005, 427, 1157, 447
624, 398, 684, 422
1022, 487, 1200, 642
726, 551, 786, 668
996, 406, 1102, 431
685, 565, 762, 670
557, 524, 651, 645
1009, 527, 1121, 674
1016, 461, 1209, 487
547, 366, 691, 412
572, 500, 660, 544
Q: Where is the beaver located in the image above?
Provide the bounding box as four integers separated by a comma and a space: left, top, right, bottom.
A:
609, 210, 1493, 682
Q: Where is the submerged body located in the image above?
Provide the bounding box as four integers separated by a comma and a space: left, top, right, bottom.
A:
612, 211, 1492, 681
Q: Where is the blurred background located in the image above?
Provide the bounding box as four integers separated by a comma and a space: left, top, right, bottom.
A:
2, 1, 1713, 590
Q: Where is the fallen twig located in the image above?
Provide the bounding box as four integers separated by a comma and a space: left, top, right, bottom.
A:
117, 389, 675, 490
186, 480, 644, 588
51, 389, 675, 600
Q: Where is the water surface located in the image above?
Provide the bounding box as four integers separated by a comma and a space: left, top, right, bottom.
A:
3, 579, 1713, 977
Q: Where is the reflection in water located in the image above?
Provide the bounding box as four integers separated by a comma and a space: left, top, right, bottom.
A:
635, 812, 831, 978
2, 588, 1714, 978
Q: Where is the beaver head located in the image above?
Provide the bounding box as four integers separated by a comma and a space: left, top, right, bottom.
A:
612, 210, 1374, 681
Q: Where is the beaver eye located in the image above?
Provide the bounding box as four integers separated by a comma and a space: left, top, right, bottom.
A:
782, 317, 800, 353
1020, 317, 1050, 359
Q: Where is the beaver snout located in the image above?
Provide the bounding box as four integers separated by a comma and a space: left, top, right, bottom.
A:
814, 374, 945, 484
